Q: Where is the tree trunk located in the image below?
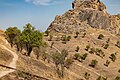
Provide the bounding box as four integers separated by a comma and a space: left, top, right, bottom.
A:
27, 47, 32, 56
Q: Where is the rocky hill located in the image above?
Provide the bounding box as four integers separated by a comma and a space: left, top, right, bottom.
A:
0, 0, 120, 80
48, 0, 120, 34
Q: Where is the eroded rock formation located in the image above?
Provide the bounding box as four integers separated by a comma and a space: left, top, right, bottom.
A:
47, 0, 120, 34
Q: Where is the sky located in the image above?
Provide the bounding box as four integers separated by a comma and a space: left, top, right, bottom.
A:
0, 0, 120, 31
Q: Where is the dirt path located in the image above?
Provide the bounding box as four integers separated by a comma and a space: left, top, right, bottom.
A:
0, 45, 18, 78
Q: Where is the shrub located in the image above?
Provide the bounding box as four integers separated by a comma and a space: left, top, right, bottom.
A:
84, 72, 90, 80
103, 44, 109, 49
118, 69, 120, 73
85, 44, 90, 51
48, 35, 53, 41
95, 48, 105, 58
51, 41, 54, 48
81, 53, 88, 60
67, 36, 71, 41
115, 76, 120, 80
75, 46, 80, 52
115, 41, 120, 48
106, 38, 110, 43
109, 53, 116, 62
64, 58, 74, 69
82, 32, 86, 38
74, 53, 88, 62
104, 60, 110, 67
96, 76, 107, 80
89, 48, 96, 54
61, 35, 71, 44
98, 34, 104, 39
89, 59, 98, 68
74, 53, 80, 60
45, 30, 50, 36
74, 31, 79, 38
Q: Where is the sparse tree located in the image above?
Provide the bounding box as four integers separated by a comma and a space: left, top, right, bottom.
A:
52, 49, 71, 78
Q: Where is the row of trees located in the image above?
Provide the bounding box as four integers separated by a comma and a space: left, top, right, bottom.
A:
5, 23, 47, 56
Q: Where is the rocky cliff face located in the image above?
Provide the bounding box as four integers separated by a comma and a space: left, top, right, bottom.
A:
47, 0, 120, 34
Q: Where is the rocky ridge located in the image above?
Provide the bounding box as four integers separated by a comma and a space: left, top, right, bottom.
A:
47, 0, 120, 34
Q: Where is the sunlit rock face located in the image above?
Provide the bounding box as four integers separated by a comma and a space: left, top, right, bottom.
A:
47, 0, 120, 34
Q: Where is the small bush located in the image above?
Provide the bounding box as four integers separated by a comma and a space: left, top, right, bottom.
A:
95, 48, 105, 58
81, 53, 88, 60
104, 60, 110, 67
118, 69, 120, 73
82, 33, 86, 38
115, 76, 120, 80
89, 48, 96, 54
115, 41, 120, 48
84, 72, 90, 80
74, 53, 80, 60
74, 53, 88, 62
103, 44, 109, 49
75, 46, 80, 52
48, 35, 53, 41
51, 41, 54, 48
45, 30, 50, 36
109, 53, 116, 62
64, 58, 74, 69
98, 34, 104, 39
74, 31, 79, 38
96, 76, 107, 80
85, 44, 90, 51
106, 38, 110, 43
61, 35, 71, 44
89, 59, 98, 68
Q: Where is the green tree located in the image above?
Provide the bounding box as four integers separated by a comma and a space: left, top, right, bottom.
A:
21, 23, 46, 56
5, 27, 21, 47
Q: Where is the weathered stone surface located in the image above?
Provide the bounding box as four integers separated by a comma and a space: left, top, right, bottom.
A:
47, 0, 120, 34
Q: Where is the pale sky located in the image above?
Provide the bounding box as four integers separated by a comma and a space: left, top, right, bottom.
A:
0, 0, 120, 31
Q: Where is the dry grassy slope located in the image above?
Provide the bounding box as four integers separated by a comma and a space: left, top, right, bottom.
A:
0, 28, 120, 80
0, 30, 13, 65
45, 27, 120, 80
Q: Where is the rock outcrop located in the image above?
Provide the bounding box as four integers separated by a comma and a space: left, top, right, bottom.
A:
47, 0, 120, 34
